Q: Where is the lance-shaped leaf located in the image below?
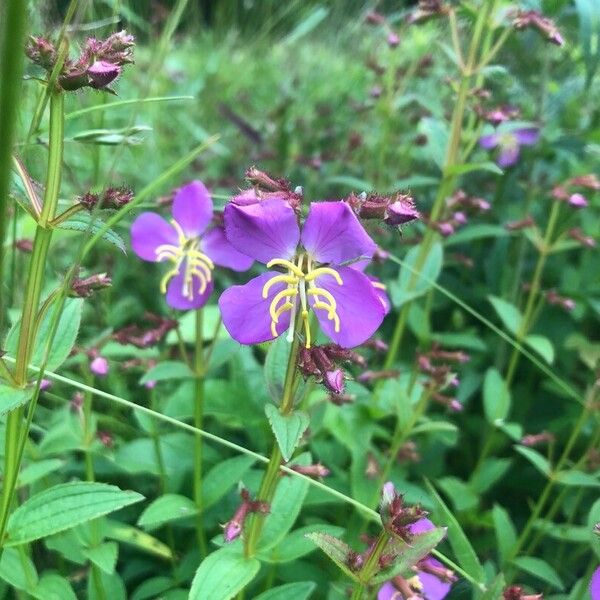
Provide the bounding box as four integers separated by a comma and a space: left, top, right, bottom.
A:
265, 403, 309, 462
304, 532, 360, 582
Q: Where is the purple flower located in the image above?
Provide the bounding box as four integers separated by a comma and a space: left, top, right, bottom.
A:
219, 200, 387, 348
591, 567, 600, 600
90, 356, 109, 377
131, 181, 253, 310
378, 519, 454, 600
479, 127, 539, 167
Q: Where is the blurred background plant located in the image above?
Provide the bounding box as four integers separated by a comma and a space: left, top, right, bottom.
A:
0, 0, 599, 599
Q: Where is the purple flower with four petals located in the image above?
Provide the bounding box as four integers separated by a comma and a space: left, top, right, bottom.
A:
479, 127, 539, 168
219, 199, 387, 348
131, 181, 253, 310
378, 519, 454, 600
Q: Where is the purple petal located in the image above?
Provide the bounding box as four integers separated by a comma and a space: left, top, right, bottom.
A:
377, 582, 397, 600
591, 566, 600, 600
497, 145, 520, 167
514, 127, 539, 146
131, 212, 178, 261
301, 202, 377, 265
419, 559, 452, 600
367, 274, 391, 315
165, 260, 214, 310
409, 518, 435, 535
219, 272, 292, 344
202, 227, 253, 271
478, 133, 499, 150
310, 266, 385, 348
224, 199, 300, 264
172, 181, 213, 238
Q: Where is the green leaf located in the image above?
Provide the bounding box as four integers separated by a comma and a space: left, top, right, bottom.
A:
258, 524, 345, 563
524, 334, 554, 364
189, 547, 260, 600
372, 527, 447, 584
488, 296, 522, 335
446, 161, 503, 177
0, 547, 38, 592
304, 532, 359, 582
425, 480, 485, 583
0, 385, 32, 415
72, 125, 152, 145
131, 576, 174, 600
437, 477, 478, 512
283, 6, 329, 45
139, 360, 194, 384
512, 556, 564, 590
492, 504, 517, 564
470, 458, 511, 494
5, 298, 83, 372
390, 241, 443, 307
18, 459, 64, 487
202, 455, 256, 510
82, 542, 118, 575
57, 214, 126, 253
555, 470, 600, 487
575, 0, 600, 87
445, 224, 508, 247
104, 520, 172, 561
253, 582, 316, 600
264, 335, 305, 404
418, 118, 449, 168
32, 573, 77, 600
87, 570, 126, 600
6, 482, 143, 546
265, 404, 310, 462
258, 454, 310, 551
483, 367, 511, 424
481, 574, 506, 600
137, 494, 198, 531
513, 446, 551, 477
166, 305, 225, 344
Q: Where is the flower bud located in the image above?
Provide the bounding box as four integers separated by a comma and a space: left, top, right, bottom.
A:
387, 32, 400, 48
90, 356, 109, 377
87, 60, 121, 89
568, 193, 588, 208
25, 36, 57, 69
70, 273, 112, 298
324, 369, 345, 394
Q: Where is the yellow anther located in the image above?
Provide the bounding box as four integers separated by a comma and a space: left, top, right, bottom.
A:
270, 301, 294, 337
302, 309, 311, 348
305, 266, 343, 285
155, 244, 183, 262
372, 281, 386, 290
266, 258, 305, 278
159, 265, 181, 293
262, 274, 299, 298
171, 220, 188, 246
188, 250, 215, 269
189, 269, 208, 294
191, 260, 212, 283
312, 300, 341, 332
269, 289, 298, 322
307, 287, 337, 312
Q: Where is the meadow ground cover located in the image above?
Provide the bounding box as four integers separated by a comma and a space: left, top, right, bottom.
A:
0, 1, 599, 598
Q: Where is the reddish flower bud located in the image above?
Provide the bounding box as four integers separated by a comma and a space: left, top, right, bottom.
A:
87, 60, 121, 89
568, 228, 596, 248
291, 463, 330, 478
70, 273, 112, 298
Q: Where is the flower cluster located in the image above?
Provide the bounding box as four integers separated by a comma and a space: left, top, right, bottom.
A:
26, 30, 134, 92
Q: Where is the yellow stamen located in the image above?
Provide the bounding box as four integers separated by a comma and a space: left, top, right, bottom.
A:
266, 258, 305, 278
262, 274, 299, 298
302, 309, 311, 348
188, 249, 215, 269
160, 264, 182, 293
269, 289, 298, 322
307, 287, 337, 313
312, 300, 341, 332
305, 266, 343, 285
372, 281, 386, 290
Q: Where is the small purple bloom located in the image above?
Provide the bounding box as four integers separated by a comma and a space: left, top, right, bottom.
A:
568, 193, 588, 208
479, 127, 539, 167
591, 566, 600, 600
131, 181, 253, 310
219, 200, 387, 348
324, 368, 345, 394
90, 356, 109, 377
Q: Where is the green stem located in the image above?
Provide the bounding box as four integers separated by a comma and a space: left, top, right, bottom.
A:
0, 91, 64, 550
193, 309, 207, 557
350, 531, 390, 600
384, 0, 496, 368
244, 314, 303, 558
505, 200, 561, 386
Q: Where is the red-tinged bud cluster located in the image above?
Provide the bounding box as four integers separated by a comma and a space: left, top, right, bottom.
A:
357, 369, 399, 383
297, 344, 366, 396
568, 228, 596, 248
407, 0, 450, 24
431, 390, 463, 412
418, 344, 466, 391
545, 289, 576, 312
290, 463, 330, 479
15, 239, 33, 253
380, 482, 428, 539
503, 585, 543, 600
506, 216, 536, 231
70, 272, 112, 298
521, 431, 555, 447
446, 189, 491, 213
26, 31, 134, 92
475, 104, 520, 126
233, 166, 303, 211
511, 9, 564, 46
113, 313, 177, 348
223, 489, 270, 543
79, 187, 133, 211
346, 191, 420, 228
